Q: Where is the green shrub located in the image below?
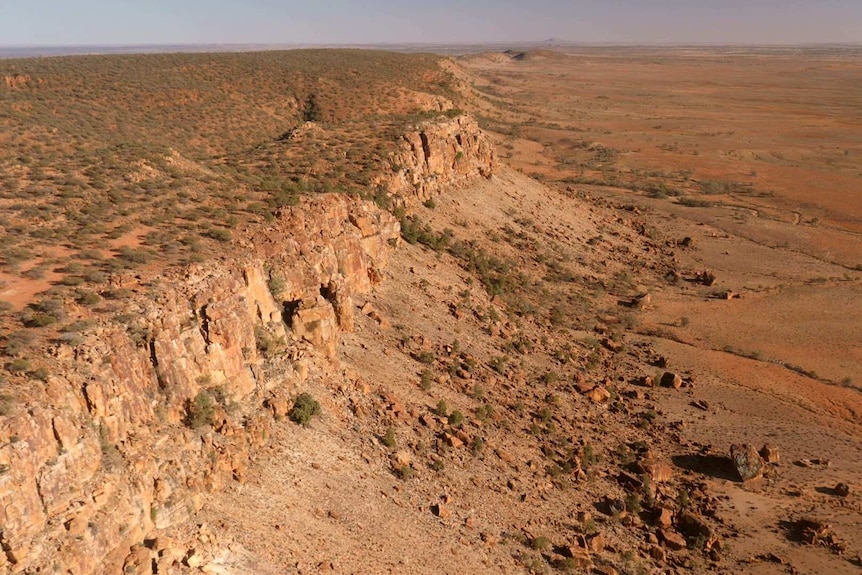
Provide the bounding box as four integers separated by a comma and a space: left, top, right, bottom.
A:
382, 426, 397, 448
448, 410, 465, 427
420, 369, 434, 391
289, 392, 321, 426
187, 390, 215, 428
530, 536, 551, 551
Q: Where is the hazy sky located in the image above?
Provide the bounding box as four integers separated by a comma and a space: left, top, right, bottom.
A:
1, 0, 860, 46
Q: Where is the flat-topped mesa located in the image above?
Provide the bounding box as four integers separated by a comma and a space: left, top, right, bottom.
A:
0, 194, 399, 575
381, 113, 497, 206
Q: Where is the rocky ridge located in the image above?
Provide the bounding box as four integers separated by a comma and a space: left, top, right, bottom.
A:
0, 116, 495, 574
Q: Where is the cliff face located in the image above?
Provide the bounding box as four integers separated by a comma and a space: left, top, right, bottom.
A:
381, 114, 496, 204
0, 117, 493, 575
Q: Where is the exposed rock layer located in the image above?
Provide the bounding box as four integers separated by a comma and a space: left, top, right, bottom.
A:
0, 116, 494, 574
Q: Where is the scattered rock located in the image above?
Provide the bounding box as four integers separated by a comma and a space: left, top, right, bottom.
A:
796, 457, 830, 468
640, 375, 656, 388
639, 459, 673, 483
653, 507, 673, 528
184, 548, 205, 568
660, 529, 688, 551
759, 444, 780, 464
443, 433, 463, 449
602, 338, 624, 353
391, 450, 412, 468
789, 518, 847, 554
730, 444, 764, 481
557, 546, 592, 569
606, 498, 626, 517
632, 293, 651, 309
576, 381, 597, 395
660, 372, 682, 389
691, 399, 710, 411
834, 483, 850, 497
677, 511, 712, 541
586, 386, 612, 403
648, 544, 666, 561
431, 504, 451, 519
586, 532, 605, 553
695, 270, 717, 286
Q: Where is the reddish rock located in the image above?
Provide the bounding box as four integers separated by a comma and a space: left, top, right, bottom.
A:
586, 386, 612, 403
730, 444, 764, 481
660, 529, 688, 551
759, 443, 780, 464
654, 507, 674, 528
660, 372, 682, 389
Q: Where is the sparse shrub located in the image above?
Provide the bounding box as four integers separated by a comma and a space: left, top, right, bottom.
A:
76, 290, 101, 306
625, 492, 642, 514
582, 443, 599, 468
395, 465, 413, 481
489, 355, 508, 373
470, 436, 484, 455
187, 390, 215, 429
267, 275, 286, 298
471, 383, 484, 400
382, 426, 397, 448
0, 394, 14, 416
7, 358, 29, 372
203, 227, 231, 243
475, 403, 494, 424
530, 536, 551, 551
420, 369, 434, 391
448, 410, 464, 427
289, 392, 321, 426
434, 399, 448, 417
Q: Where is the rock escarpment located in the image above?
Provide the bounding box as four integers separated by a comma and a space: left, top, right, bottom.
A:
0, 196, 398, 574
381, 114, 496, 205
0, 116, 494, 575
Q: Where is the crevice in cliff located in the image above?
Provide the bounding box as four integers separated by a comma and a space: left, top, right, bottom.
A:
282, 300, 301, 329
148, 339, 165, 389
319, 283, 337, 307
0, 534, 16, 567
419, 132, 432, 168
50, 418, 63, 451
199, 305, 211, 346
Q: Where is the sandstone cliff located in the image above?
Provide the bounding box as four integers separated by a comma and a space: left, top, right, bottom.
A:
0, 116, 494, 574
381, 114, 496, 205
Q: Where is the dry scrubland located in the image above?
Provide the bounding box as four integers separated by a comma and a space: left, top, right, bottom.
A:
0, 47, 861, 575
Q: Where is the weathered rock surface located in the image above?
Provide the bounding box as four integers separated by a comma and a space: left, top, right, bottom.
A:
381, 114, 496, 205
0, 116, 495, 575
730, 443, 765, 481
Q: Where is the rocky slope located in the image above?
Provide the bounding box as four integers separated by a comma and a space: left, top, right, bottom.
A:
0, 116, 495, 574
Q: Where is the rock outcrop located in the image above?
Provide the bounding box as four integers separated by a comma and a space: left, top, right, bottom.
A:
381, 114, 496, 205
0, 195, 399, 574
0, 115, 494, 575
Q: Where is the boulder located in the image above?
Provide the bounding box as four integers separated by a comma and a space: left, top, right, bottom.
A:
660, 529, 687, 550
730, 444, 764, 481
586, 386, 612, 403
759, 443, 780, 464
660, 372, 682, 389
